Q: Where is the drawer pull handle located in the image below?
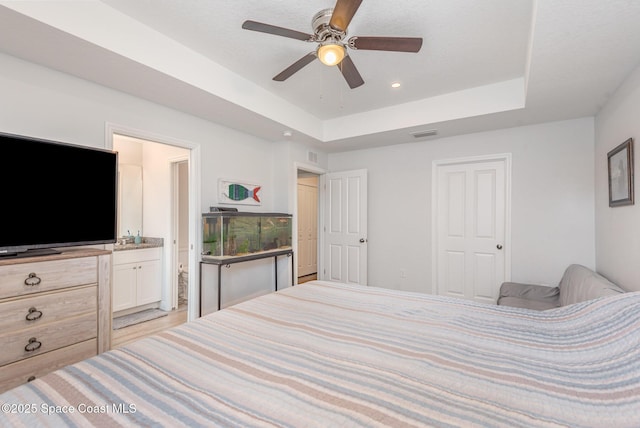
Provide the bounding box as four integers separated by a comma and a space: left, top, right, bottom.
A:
26, 307, 43, 321
25, 337, 42, 352
27, 376, 36, 382
24, 273, 42, 287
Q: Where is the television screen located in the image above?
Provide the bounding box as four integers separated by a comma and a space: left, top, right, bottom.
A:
0, 132, 117, 257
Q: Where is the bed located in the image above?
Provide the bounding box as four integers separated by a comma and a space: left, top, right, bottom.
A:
1, 280, 639, 427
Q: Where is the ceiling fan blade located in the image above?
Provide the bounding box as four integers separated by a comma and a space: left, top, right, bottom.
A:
273, 52, 317, 81
329, 0, 363, 32
338, 55, 364, 89
349, 36, 423, 52
242, 20, 313, 41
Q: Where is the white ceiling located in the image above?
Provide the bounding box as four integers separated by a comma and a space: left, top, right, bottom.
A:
1, 0, 640, 152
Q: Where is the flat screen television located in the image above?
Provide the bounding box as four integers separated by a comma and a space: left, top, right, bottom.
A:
0, 132, 118, 258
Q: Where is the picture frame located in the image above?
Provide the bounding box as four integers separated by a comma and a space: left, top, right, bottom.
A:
218, 179, 262, 206
607, 138, 634, 207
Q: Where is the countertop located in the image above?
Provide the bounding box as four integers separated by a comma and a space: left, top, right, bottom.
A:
113, 237, 163, 251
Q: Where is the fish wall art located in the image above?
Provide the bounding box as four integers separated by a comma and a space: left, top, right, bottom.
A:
219, 179, 262, 205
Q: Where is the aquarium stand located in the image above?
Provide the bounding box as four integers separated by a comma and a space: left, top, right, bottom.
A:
199, 249, 294, 315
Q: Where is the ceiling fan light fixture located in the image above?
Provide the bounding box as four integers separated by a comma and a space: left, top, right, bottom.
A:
317, 43, 346, 66
243, 2, 423, 89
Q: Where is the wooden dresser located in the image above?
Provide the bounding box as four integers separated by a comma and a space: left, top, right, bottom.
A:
0, 248, 111, 393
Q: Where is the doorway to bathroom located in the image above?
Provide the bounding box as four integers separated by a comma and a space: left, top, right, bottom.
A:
108, 125, 199, 346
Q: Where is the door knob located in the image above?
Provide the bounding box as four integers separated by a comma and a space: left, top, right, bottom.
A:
359, 238, 367, 243
497, 244, 503, 250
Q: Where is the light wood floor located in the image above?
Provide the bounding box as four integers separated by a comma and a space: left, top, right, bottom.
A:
111, 304, 188, 349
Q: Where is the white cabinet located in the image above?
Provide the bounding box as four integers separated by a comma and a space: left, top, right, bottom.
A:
136, 258, 162, 305
113, 263, 137, 311
113, 247, 162, 313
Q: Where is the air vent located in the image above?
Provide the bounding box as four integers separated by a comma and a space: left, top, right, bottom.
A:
307, 151, 318, 163
410, 129, 438, 139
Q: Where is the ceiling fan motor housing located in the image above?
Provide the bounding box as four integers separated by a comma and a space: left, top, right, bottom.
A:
312, 8, 345, 43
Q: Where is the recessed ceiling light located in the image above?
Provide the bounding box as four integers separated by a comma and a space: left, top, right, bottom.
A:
283, 130, 293, 138
391, 82, 401, 88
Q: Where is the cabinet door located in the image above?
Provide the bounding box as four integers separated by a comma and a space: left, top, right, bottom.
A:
112, 263, 137, 312
136, 259, 162, 306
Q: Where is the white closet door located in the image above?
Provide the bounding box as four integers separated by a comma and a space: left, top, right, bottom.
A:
435, 156, 509, 304
297, 179, 318, 277
323, 169, 368, 285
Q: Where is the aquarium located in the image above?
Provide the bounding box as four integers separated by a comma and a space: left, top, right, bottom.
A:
202, 212, 292, 259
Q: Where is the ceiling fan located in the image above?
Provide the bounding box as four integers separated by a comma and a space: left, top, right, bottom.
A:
241, 0, 423, 89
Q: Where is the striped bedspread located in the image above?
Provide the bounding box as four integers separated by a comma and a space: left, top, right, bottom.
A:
1, 280, 639, 427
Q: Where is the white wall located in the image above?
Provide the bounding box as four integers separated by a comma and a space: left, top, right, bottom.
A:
140, 140, 189, 237
0, 52, 287, 315
114, 137, 143, 164
0, 49, 607, 304
595, 63, 640, 292
271, 140, 329, 214
328, 118, 596, 294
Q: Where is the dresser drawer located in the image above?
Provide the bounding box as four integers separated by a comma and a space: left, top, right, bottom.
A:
0, 257, 97, 299
0, 286, 97, 332
0, 339, 97, 393
0, 313, 97, 366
